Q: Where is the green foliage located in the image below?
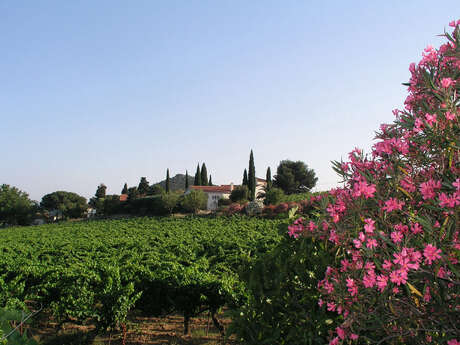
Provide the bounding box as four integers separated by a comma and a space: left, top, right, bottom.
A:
208, 175, 213, 186
230, 186, 249, 203
102, 195, 122, 215
137, 177, 150, 195
218, 198, 232, 207
194, 164, 201, 186
148, 184, 164, 196
248, 150, 256, 201
95, 184, 107, 199
0, 216, 285, 334
264, 188, 285, 205
273, 160, 317, 194
185, 171, 189, 189
229, 231, 339, 345
201, 163, 208, 186
0, 308, 38, 345
127, 187, 139, 201
40, 191, 87, 219
160, 191, 181, 214
0, 185, 36, 226
181, 190, 207, 213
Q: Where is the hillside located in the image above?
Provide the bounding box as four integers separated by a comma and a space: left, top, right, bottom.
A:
154, 173, 195, 192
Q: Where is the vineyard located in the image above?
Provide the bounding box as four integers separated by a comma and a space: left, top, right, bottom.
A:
0, 216, 286, 343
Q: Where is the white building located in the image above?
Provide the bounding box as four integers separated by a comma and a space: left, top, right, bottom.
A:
186, 178, 267, 211
187, 184, 234, 211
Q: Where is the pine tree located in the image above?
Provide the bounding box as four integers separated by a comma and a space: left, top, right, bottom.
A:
95, 184, 107, 199
166, 169, 170, 193
194, 164, 201, 186
248, 150, 256, 201
208, 175, 213, 186
121, 183, 128, 195
266, 167, 272, 191
243, 169, 248, 186
138, 177, 149, 195
185, 170, 189, 189
201, 163, 208, 186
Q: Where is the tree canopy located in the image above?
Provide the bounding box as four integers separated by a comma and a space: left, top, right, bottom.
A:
0, 184, 36, 226
41, 191, 87, 219
273, 160, 317, 194
138, 177, 150, 195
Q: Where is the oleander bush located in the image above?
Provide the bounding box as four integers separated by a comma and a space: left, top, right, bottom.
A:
288, 22, 460, 344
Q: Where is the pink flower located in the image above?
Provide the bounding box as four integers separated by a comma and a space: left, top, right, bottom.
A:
336, 327, 346, 340
453, 178, 460, 191
346, 278, 358, 296
391, 231, 403, 243
419, 179, 441, 200
446, 111, 456, 120
425, 113, 437, 126
329, 337, 339, 345
424, 244, 442, 265
366, 238, 378, 249
441, 77, 454, 88
448, 340, 460, 345
410, 223, 423, 235
364, 218, 375, 233
382, 198, 405, 212
350, 334, 359, 340
382, 260, 393, 270
353, 239, 362, 249
376, 275, 388, 292
363, 273, 376, 288
390, 269, 408, 286
439, 192, 460, 208
327, 302, 336, 311
424, 286, 431, 302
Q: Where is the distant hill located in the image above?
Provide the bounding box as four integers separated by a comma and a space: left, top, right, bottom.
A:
154, 174, 195, 192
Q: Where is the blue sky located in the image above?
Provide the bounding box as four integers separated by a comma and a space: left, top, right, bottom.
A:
1, 1, 458, 201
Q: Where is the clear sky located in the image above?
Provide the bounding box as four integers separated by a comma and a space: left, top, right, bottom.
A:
1, 1, 458, 201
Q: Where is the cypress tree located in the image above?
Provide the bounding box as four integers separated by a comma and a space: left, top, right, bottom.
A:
121, 183, 128, 195
194, 164, 201, 186
208, 175, 213, 186
201, 163, 208, 186
248, 150, 256, 201
185, 170, 189, 189
266, 167, 272, 191
166, 169, 170, 193
243, 169, 248, 186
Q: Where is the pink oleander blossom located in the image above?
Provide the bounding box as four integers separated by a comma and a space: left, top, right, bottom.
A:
346, 278, 358, 296
336, 327, 346, 340
441, 77, 455, 88
382, 198, 405, 212
366, 238, 378, 249
391, 231, 403, 243
364, 218, 375, 233
424, 244, 442, 265
376, 275, 388, 292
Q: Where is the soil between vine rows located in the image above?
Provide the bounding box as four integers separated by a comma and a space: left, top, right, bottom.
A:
28, 311, 237, 345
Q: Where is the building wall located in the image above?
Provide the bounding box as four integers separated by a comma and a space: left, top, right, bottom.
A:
206, 192, 230, 210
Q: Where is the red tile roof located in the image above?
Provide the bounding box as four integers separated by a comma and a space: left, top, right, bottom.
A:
190, 185, 233, 193
119, 194, 128, 202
